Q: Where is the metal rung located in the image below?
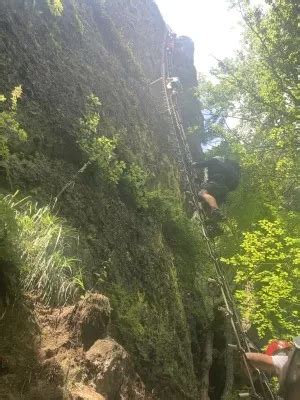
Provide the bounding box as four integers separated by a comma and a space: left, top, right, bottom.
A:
238, 393, 250, 398
207, 277, 218, 284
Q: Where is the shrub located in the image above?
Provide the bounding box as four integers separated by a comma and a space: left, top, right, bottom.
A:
0, 86, 27, 161
77, 95, 125, 184
119, 163, 148, 208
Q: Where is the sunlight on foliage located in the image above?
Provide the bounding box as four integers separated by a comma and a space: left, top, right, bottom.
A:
223, 219, 300, 339
91, 136, 126, 183
198, 0, 298, 203
77, 94, 125, 183
47, 0, 64, 16
121, 163, 148, 208
0, 86, 27, 161
11, 85, 22, 110
199, 0, 299, 344
1, 193, 84, 305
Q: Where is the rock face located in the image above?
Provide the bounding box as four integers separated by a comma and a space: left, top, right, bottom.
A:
85, 339, 146, 399
71, 385, 105, 400
173, 36, 204, 163
0, 294, 148, 399
0, 1, 211, 399
69, 293, 111, 350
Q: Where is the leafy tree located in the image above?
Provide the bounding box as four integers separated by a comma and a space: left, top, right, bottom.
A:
223, 218, 300, 339
198, 0, 298, 206
198, 0, 299, 341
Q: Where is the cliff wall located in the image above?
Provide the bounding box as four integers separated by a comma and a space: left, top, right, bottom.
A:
0, 1, 215, 399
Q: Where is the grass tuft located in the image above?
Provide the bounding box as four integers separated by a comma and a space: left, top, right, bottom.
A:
1, 193, 84, 305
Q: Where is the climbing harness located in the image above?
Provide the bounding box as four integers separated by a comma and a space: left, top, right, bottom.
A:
162, 28, 277, 400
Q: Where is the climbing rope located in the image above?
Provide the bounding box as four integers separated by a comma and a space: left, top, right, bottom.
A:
162, 28, 277, 400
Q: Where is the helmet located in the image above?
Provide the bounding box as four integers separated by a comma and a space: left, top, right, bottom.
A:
265, 340, 292, 356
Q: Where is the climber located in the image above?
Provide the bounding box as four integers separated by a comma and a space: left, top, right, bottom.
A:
246, 340, 292, 377
196, 156, 241, 221
166, 77, 182, 96
245, 338, 300, 400
166, 32, 176, 54
166, 42, 174, 54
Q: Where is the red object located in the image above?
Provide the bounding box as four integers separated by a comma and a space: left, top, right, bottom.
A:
265, 340, 292, 356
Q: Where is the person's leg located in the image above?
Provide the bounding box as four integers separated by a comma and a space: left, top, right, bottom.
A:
199, 184, 226, 222
199, 189, 219, 210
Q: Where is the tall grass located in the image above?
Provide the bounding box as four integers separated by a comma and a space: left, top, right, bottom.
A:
2, 193, 84, 305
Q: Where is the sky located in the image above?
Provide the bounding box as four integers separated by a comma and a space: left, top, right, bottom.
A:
155, 0, 243, 75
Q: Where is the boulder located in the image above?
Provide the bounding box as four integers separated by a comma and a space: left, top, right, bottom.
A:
68, 294, 111, 350
71, 385, 105, 400
85, 339, 146, 399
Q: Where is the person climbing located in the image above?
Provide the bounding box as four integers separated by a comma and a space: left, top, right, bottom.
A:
166, 77, 182, 96
246, 340, 292, 377
245, 338, 300, 400
166, 32, 176, 54
196, 156, 241, 222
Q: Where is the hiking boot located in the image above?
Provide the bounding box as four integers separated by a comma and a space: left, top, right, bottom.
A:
210, 208, 226, 222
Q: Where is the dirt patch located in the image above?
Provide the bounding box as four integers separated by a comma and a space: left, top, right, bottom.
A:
28, 381, 67, 400
0, 293, 150, 399
0, 295, 39, 399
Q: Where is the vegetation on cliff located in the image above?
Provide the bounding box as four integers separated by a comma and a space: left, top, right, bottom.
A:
0, 1, 213, 398
0, 0, 298, 398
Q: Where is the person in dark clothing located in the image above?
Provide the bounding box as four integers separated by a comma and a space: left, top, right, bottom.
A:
197, 157, 241, 221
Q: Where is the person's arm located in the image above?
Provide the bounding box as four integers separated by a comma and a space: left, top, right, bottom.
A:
245, 352, 275, 374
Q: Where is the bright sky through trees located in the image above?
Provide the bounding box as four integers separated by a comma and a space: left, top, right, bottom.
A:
155, 0, 243, 74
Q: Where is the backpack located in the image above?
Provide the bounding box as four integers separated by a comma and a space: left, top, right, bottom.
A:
279, 336, 300, 399
201, 157, 241, 191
